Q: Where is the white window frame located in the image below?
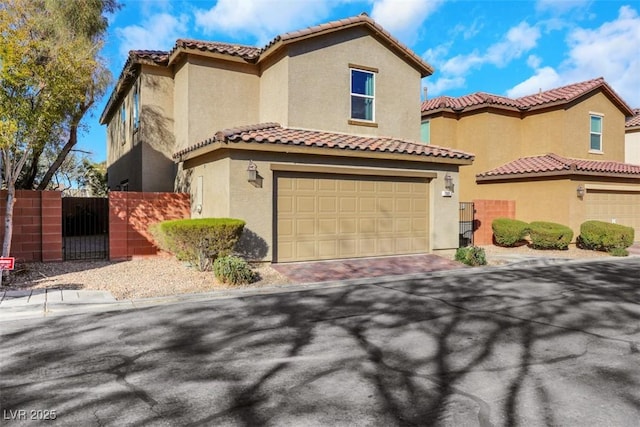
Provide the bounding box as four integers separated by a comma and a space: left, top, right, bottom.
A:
350, 67, 376, 122
589, 112, 603, 153
133, 82, 140, 131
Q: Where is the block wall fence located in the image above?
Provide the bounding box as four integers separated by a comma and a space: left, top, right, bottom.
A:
472, 199, 516, 245
0, 191, 190, 263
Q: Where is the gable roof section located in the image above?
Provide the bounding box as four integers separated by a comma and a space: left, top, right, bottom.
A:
260, 13, 433, 77
173, 123, 474, 164
627, 108, 640, 130
422, 78, 634, 117
477, 153, 640, 181
101, 14, 434, 124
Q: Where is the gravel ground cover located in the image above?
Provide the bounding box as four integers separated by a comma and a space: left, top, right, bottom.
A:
2, 244, 616, 300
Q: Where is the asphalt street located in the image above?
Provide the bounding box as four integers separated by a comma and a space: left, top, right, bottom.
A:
1, 258, 639, 426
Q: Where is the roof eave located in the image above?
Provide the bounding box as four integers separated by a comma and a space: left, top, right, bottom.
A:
477, 170, 640, 182
175, 140, 473, 165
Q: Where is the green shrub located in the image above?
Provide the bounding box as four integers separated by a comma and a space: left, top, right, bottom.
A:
577, 220, 634, 252
492, 218, 530, 246
608, 247, 629, 257
528, 221, 573, 250
455, 246, 487, 266
150, 218, 245, 271
213, 256, 256, 285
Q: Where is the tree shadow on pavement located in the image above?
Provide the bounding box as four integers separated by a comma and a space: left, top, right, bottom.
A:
1, 258, 639, 426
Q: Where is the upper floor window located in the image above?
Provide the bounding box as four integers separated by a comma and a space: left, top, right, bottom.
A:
421, 120, 430, 144
350, 68, 375, 121
590, 114, 602, 152
120, 104, 126, 145
133, 83, 140, 130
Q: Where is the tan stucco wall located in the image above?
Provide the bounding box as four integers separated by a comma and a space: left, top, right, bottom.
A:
259, 51, 289, 125
183, 150, 462, 261
172, 57, 260, 153
275, 27, 421, 140
140, 66, 175, 192
626, 129, 640, 165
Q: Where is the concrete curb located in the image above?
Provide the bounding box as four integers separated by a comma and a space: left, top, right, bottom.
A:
1, 255, 638, 321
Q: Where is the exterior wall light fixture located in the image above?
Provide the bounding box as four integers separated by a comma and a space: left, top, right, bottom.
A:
442, 173, 454, 197
247, 160, 258, 183
444, 173, 454, 192
577, 184, 585, 198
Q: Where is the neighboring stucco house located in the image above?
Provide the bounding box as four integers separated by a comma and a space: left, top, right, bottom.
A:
100, 14, 475, 262
421, 77, 640, 241
626, 109, 640, 165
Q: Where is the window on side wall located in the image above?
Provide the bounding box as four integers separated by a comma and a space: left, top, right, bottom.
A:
120, 104, 126, 145
590, 114, 603, 152
350, 68, 375, 122
133, 83, 140, 131
421, 120, 430, 144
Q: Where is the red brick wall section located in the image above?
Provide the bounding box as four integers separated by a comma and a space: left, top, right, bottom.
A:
109, 192, 191, 261
0, 190, 63, 262
472, 199, 516, 246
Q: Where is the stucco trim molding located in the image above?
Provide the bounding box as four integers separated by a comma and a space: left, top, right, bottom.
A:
585, 184, 640, 192
270, 163, 437, 179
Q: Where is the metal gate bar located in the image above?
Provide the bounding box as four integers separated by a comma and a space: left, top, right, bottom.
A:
62, 197, 109, 260
459, 202, 475, 247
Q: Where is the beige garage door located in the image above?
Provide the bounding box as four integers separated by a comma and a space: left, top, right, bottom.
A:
276, 173, 429, 262
586, 190, 640, 241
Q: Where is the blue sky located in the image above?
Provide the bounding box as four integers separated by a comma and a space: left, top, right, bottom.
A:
81, 0, 640, 161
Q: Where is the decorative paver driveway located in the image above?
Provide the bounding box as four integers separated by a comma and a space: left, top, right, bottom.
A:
272, 254, 466, 283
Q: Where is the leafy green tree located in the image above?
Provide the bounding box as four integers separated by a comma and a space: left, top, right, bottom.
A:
0, 0, 118, 273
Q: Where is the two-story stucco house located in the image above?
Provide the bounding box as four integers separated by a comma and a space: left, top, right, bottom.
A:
421, 77, 640, 242
100, 14, 475, 262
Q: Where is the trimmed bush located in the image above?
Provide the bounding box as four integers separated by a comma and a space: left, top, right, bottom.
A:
455, 246, 487, 266
149, 218, 245, 271
577, 220, 634, 252
492, 218, 530, 247
608, 247, 629, 257
214, 256, 256, 285
528, 221, 573, 250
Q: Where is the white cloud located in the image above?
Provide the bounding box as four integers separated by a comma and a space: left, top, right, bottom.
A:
371, 0, 445, 44
440, 21, 541, 75
194, 0, 334, 45
115, 13, 189, 56
527, 54, 542, 69
508, 6, 640, 105
423, 76, 466, 97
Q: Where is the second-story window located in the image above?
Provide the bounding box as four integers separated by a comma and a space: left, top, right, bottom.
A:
351, 68, 375, 121
120, 104, 126, 145
133, 83, 140, 130
421, 120, 430, 144
590, 114, 602, 152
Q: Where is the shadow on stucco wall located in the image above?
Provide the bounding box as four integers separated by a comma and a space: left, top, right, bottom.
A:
235, 228, 269, 261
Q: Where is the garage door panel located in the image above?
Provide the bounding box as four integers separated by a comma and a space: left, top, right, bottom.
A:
277, 173, 430, 262
586, 191, 640, 241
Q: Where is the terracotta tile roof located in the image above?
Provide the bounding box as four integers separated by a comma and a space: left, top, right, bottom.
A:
422, 77, 634, 116
172, 39, 261, 61
129, 50, 170, 65
477, 153, 640, 180
627, 108, 640, 128
173, 123, 474, 162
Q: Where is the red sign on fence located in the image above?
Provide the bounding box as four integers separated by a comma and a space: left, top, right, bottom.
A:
0, 257, 15, 270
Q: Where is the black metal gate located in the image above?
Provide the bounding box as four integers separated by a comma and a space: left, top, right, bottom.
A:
459, 202, 475, 247
62, 196, 109, 260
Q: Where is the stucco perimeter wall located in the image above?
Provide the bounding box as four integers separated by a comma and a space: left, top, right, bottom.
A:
0, 191, 62, 262
184, 149, 462, 261
109, 192, 191, 260
475, 179, 586, 241
284, 27, 422, 140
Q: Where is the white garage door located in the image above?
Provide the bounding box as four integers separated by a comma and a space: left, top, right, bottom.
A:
586, 190, 640, 241
276, 173, 430, 262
